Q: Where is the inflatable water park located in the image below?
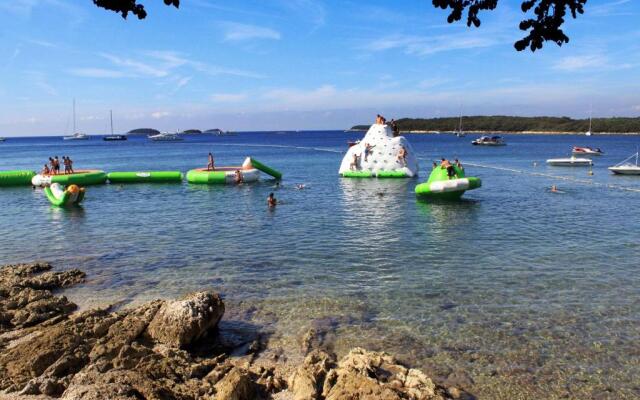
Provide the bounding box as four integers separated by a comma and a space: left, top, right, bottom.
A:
339, 124, 418, 178
44, 183, 85, 207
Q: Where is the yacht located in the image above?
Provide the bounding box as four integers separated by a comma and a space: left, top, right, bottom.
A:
572, 146, 603, 156
609, 152, 640, 175
148, 132, 183, 141
63, 133, 89, 141
546, 157, 593, 167
472, 136, 506, 146
63, 100, 89, 140
103, 110, 127, 141
0, 137, 5, 142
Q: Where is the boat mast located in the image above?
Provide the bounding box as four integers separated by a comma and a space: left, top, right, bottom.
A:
110, 110, 113, 135
73, 99, 76, 134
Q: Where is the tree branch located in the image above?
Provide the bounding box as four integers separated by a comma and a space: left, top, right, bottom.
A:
432, 0, 587, 51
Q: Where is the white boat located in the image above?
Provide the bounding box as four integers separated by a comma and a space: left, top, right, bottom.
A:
472, 135, 506, 146
546, 157, 593, 167
63, 133, 89, 140
148, 132, 183, 141
0, 137, 5, 142
63, 99, 89, 140
455, 111, 465, 137
609, 152, 640, 175
572, 146, 603, 156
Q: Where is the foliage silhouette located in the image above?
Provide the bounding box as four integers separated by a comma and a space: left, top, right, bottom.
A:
93, 0, 588, 51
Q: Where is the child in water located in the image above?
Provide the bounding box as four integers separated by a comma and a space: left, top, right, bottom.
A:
267, 192, 277, 207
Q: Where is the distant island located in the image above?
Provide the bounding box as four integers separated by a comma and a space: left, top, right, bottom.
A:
351, 116, 640, 134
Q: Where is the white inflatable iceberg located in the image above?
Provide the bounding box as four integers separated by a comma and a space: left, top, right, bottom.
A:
339, 124, 419, 178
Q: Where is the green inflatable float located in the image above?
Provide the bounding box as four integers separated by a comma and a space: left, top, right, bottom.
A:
415, 164, 481, 200
0, 170, 36, 187
187, 157, 282, 184
44, 183, 85, 207
31, 170, 107, 186
107, 171, 182, 183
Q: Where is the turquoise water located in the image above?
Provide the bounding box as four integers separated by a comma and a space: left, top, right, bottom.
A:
1, 132, 639, 399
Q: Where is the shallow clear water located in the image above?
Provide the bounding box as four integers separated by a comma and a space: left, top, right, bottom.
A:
1, 132, 639, 399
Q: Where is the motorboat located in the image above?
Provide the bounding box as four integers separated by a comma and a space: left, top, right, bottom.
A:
148, 132, 183, 141
347, 140, 360, 148
103, 135, 127, 141
546, 157, 593, 167
609, 152, 640, 175
0, 137, 5, 142
471, 136, 506, 146
572, 146, 603, 156
63, 133, 89, 140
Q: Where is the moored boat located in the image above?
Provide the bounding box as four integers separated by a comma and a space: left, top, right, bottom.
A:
546, 157, 593, 167
44, 183, 85, 207
572, 146, 603, 156
64, 133, 89, 141
471, 136, 506, 146
608, 152, 640, 175
103, 135, 127, 141
149, 132, 183, 141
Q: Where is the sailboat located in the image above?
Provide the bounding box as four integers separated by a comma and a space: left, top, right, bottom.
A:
585, 108, 593, 136
63, 99, 89, 140
103, 110, 127, 141
455, 109, 465, 137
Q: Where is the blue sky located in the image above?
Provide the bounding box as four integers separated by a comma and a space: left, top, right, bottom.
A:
1, 0, 639, 135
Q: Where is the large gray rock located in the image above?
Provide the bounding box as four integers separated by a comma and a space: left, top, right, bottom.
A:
146, 292, 224, 348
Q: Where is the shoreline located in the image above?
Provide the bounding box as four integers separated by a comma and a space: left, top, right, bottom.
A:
0, 262, 471, 400
346, 128, 640, 135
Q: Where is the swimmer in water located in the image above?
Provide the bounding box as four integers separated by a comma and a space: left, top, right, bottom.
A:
296, 184, 306, 190
267, 192, 277, 208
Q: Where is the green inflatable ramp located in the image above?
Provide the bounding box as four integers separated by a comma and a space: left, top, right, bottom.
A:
0, 170, 36, 187
249, 158, 282, 179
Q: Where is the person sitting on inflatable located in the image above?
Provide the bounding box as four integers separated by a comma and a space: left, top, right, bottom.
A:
397, 145, 408, 166
440, 158, 458, 179
41, 164, 50, 175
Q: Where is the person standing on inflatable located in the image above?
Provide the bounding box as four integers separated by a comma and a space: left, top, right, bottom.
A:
207, 153, 215, 171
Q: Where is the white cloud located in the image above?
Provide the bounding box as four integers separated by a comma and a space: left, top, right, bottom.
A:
363, 33, 502, 56
221, 22, 281, 41
151, 111, 171, 119
553, 55, 607, 71
211, 93, 248, 103
552, 55, 634, 72
24, 71, 57, 96
69, 68, 129, 78
100, 53, 169, 78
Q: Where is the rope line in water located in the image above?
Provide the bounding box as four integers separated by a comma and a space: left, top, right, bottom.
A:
460, 160, 640, 193
201, 144, 640, 193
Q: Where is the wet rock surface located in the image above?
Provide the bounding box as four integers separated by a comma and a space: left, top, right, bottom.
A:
0, 263, 470, 399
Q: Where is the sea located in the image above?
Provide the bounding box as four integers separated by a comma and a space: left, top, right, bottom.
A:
1, 131, 639, 399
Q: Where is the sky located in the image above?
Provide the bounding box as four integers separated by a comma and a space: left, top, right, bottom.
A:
1, 0, 640, 135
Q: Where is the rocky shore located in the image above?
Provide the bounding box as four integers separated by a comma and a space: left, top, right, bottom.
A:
0, 263, 474, 400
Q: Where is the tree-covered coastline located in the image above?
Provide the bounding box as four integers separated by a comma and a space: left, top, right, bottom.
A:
351, 116, 640, 134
